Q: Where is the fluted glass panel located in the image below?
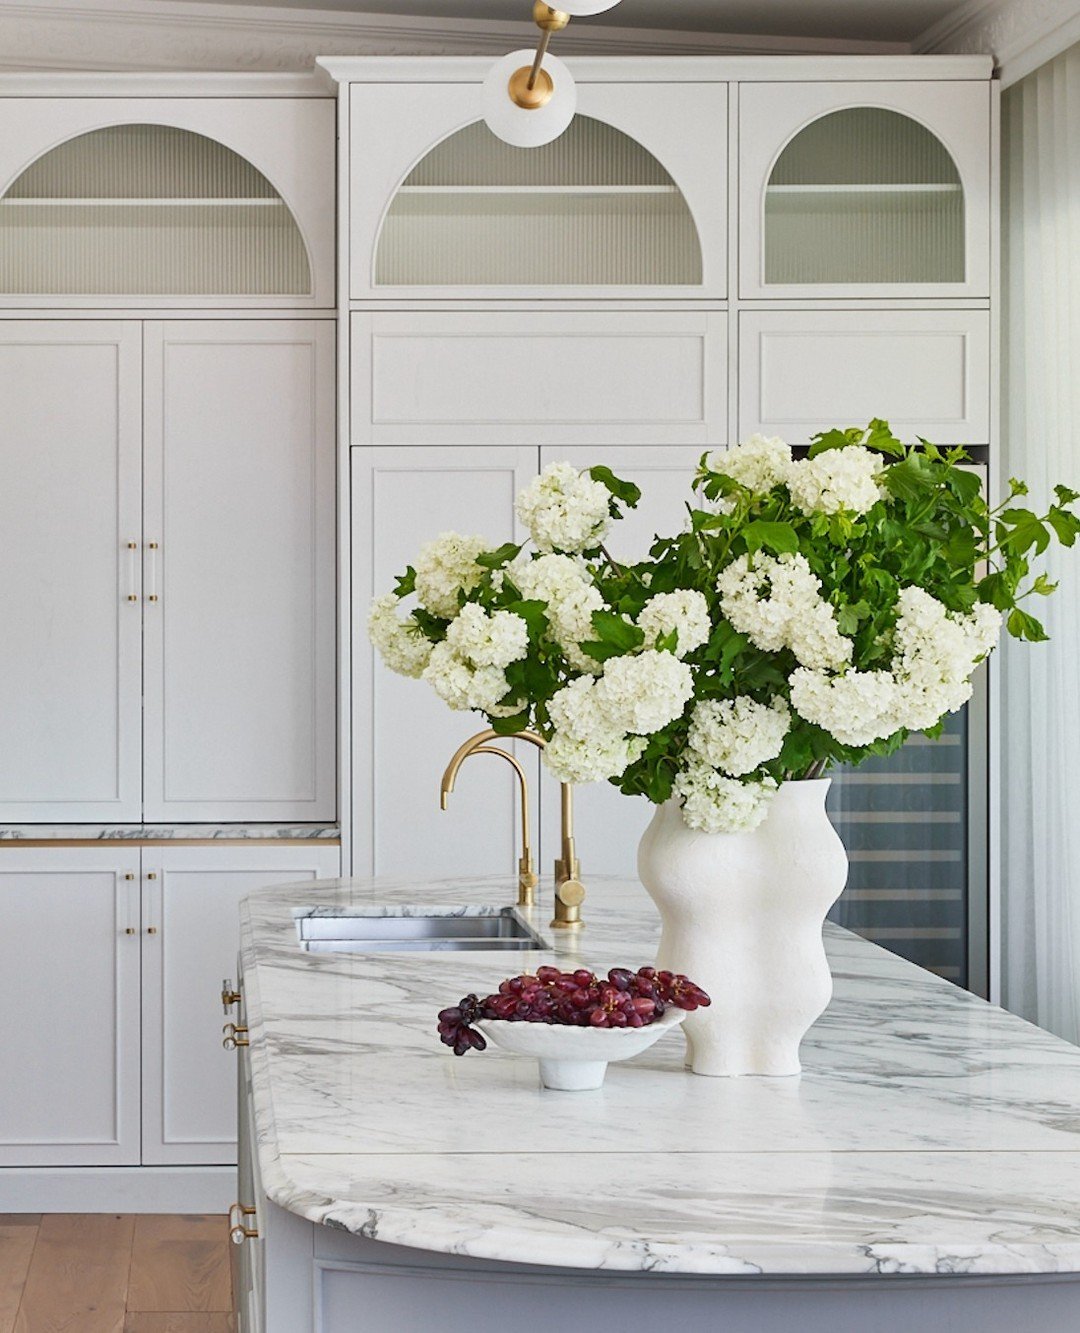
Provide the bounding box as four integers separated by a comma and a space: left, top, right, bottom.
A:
0, 124, 310, 295
377, 118, 702, 287
765, 108, 964, 285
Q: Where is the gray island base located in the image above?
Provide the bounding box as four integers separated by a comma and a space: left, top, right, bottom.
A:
236, 875, 1080, 1332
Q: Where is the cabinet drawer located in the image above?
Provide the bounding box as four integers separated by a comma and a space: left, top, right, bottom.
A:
352, 312, 726, 446
738, 309, 990, 445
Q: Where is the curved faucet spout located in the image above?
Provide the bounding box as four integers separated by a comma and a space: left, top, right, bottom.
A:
439, 728, 585, 929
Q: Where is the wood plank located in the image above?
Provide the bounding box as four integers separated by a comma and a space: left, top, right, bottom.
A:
0, 1223, 38, 1333
123, 1316, 235, 1332
14, 1213, 133, 1333
0, 1218, 40, 1228
126, 1217, 232, 1314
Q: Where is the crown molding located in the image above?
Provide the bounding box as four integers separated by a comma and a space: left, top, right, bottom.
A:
914, 0, 1080, 85
0, 0, 907, 74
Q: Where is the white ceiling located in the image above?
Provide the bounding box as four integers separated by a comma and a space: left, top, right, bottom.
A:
161, 0, 975, 45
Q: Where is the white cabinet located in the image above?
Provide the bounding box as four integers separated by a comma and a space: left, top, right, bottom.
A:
739, 310, 991, 445
143, 321, 337, 821
0, 841, 338, 1170
351, 447, 539, 878
352, 311, 726, 447
738, 81, 992, 299
0, 848, 142, 1167
0, 318, 336, 825
538, 447, 703, 878
141, 844, 340, 1166
0, 323, 143, 822
348, 79, 727, 300
0, 98, 335, 308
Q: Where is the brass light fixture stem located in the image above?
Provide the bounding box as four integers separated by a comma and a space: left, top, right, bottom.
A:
527, 29, 554, 91
508, 4, 571, 111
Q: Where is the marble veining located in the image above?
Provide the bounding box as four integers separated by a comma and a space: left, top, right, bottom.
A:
0, 823, 340, 840
240, 874, 1080, 1277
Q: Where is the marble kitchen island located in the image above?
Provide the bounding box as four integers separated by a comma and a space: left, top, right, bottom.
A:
235, 874, 1080, 1332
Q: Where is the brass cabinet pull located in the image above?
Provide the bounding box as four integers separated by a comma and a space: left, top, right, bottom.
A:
124, 872, 135, 880
223, 1023, 249, 1050
147, 872, 157, 880
147, 541, 160, 603
146, 926, 158, 935
229, 1202, 258, 1244
124, 927, 137, 935
222, 979, 241, 1013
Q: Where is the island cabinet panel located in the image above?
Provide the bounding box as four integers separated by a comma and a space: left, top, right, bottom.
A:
142, 844, 340, 1166
351, 312, 726, 446
0, 322, 143, 822
348, 80, 726, 300
537, 446, 704, 879
351, 446, 539, 879
142, 320, 337, 822
0, 848, 141, 1166
738, 309, 991, 445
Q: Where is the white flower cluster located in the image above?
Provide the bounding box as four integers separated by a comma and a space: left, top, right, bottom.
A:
422, 604, 528, 717
705, 434, 793, 495
636, 589, 711, 658
787, 446, 885, 518
717, 552, 852, 671
515, 462, 612, 555
368, 594, 432, 680
512, 554, 605, 673
673, 757, 777, 834
414, 532, 489, 619
790, 587, 1003, 746
686, 696, 790, 777
544, 651, 694, 786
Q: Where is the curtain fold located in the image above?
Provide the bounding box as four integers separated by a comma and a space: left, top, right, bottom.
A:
1002, 43, 1080, 1042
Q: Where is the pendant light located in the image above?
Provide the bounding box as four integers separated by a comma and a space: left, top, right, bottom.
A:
482, 0, 623, 147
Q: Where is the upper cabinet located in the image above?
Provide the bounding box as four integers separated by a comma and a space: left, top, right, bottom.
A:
738, 81, 991, 299
348, 81, 727, 299
0, 98, 335, 307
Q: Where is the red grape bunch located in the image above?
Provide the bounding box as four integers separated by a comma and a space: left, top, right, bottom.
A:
437, 965, 711, 1057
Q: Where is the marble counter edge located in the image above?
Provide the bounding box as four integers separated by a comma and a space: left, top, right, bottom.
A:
0, 823, 341, 840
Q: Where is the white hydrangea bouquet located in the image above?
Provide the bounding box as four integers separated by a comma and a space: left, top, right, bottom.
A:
370, 421, 1078, 836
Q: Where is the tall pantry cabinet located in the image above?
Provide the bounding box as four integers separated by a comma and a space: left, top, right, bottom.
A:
0, 78, 340, 1194
327, 55, 997, 995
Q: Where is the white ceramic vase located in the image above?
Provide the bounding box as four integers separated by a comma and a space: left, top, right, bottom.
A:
637, 779, 848, 1078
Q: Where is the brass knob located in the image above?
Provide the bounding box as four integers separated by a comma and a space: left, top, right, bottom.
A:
125, 927, 136, 935
147, 872, 157, 880
551, 878, 585, 930
533, 2, 570, 30
146, 926, 158, 935
124, 873, 135, 881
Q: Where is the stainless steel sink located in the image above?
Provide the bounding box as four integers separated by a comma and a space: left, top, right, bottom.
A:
295, 907, 547, 954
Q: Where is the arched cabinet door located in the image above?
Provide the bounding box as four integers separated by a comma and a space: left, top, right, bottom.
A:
0, 98, 334, 307
738, 81, 991, 299
349, 79, 726, 300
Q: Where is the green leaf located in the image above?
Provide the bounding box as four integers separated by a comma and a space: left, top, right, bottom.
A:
579, 610, 646, 663
475, 542, 522, 570
944, 468, 983, 505
741, 520, 799, 556
1032, 573, 1059, 596
863, 418, 907, 458
588, 466, 641, 509
490, 712, 530, 736
393, 566, 416, 598
835, 600, 870, 636
1000, 508, 1051, 556
1048, 507, 1080, 548
654, 628, 679, 655
1054, 483, 1079, 506
504, 598, 549, 637
1008, 608, 1049, 642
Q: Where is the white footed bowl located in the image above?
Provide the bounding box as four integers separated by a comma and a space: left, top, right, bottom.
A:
475, 1006, 687, 1091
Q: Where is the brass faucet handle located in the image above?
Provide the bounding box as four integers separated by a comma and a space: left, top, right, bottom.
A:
517, 854, 539, 909
551, 877, 585, 930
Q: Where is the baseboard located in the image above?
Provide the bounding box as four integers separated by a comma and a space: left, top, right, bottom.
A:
0, 1165, 235, 1213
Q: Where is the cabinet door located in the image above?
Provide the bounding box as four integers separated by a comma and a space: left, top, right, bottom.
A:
142, 321, 336, 822
0, 98, 335, 308
141, 843, 340, 1166
351, 446, 538, 878
349, 80, 726, 300
739, 81, 991, 299
0, 848, 141, 1166
739, 309, 991, 445
0, 321, 143, 821
352, 311, 726, 447
538, 447, 702, 879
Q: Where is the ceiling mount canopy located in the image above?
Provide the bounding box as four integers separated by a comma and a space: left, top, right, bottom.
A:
482, 0, 622, 147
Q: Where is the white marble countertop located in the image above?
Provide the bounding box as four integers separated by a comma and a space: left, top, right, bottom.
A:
240, 874, 1080, 1278
0, 823, 340, 840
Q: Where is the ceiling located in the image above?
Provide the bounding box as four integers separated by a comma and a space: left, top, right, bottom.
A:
161, 0, 975, 46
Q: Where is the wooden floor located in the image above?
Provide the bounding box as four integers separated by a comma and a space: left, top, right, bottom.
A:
0, 1215, 235, 1333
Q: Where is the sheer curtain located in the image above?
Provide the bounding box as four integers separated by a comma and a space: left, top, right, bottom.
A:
1002, 43, 1080, 1043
